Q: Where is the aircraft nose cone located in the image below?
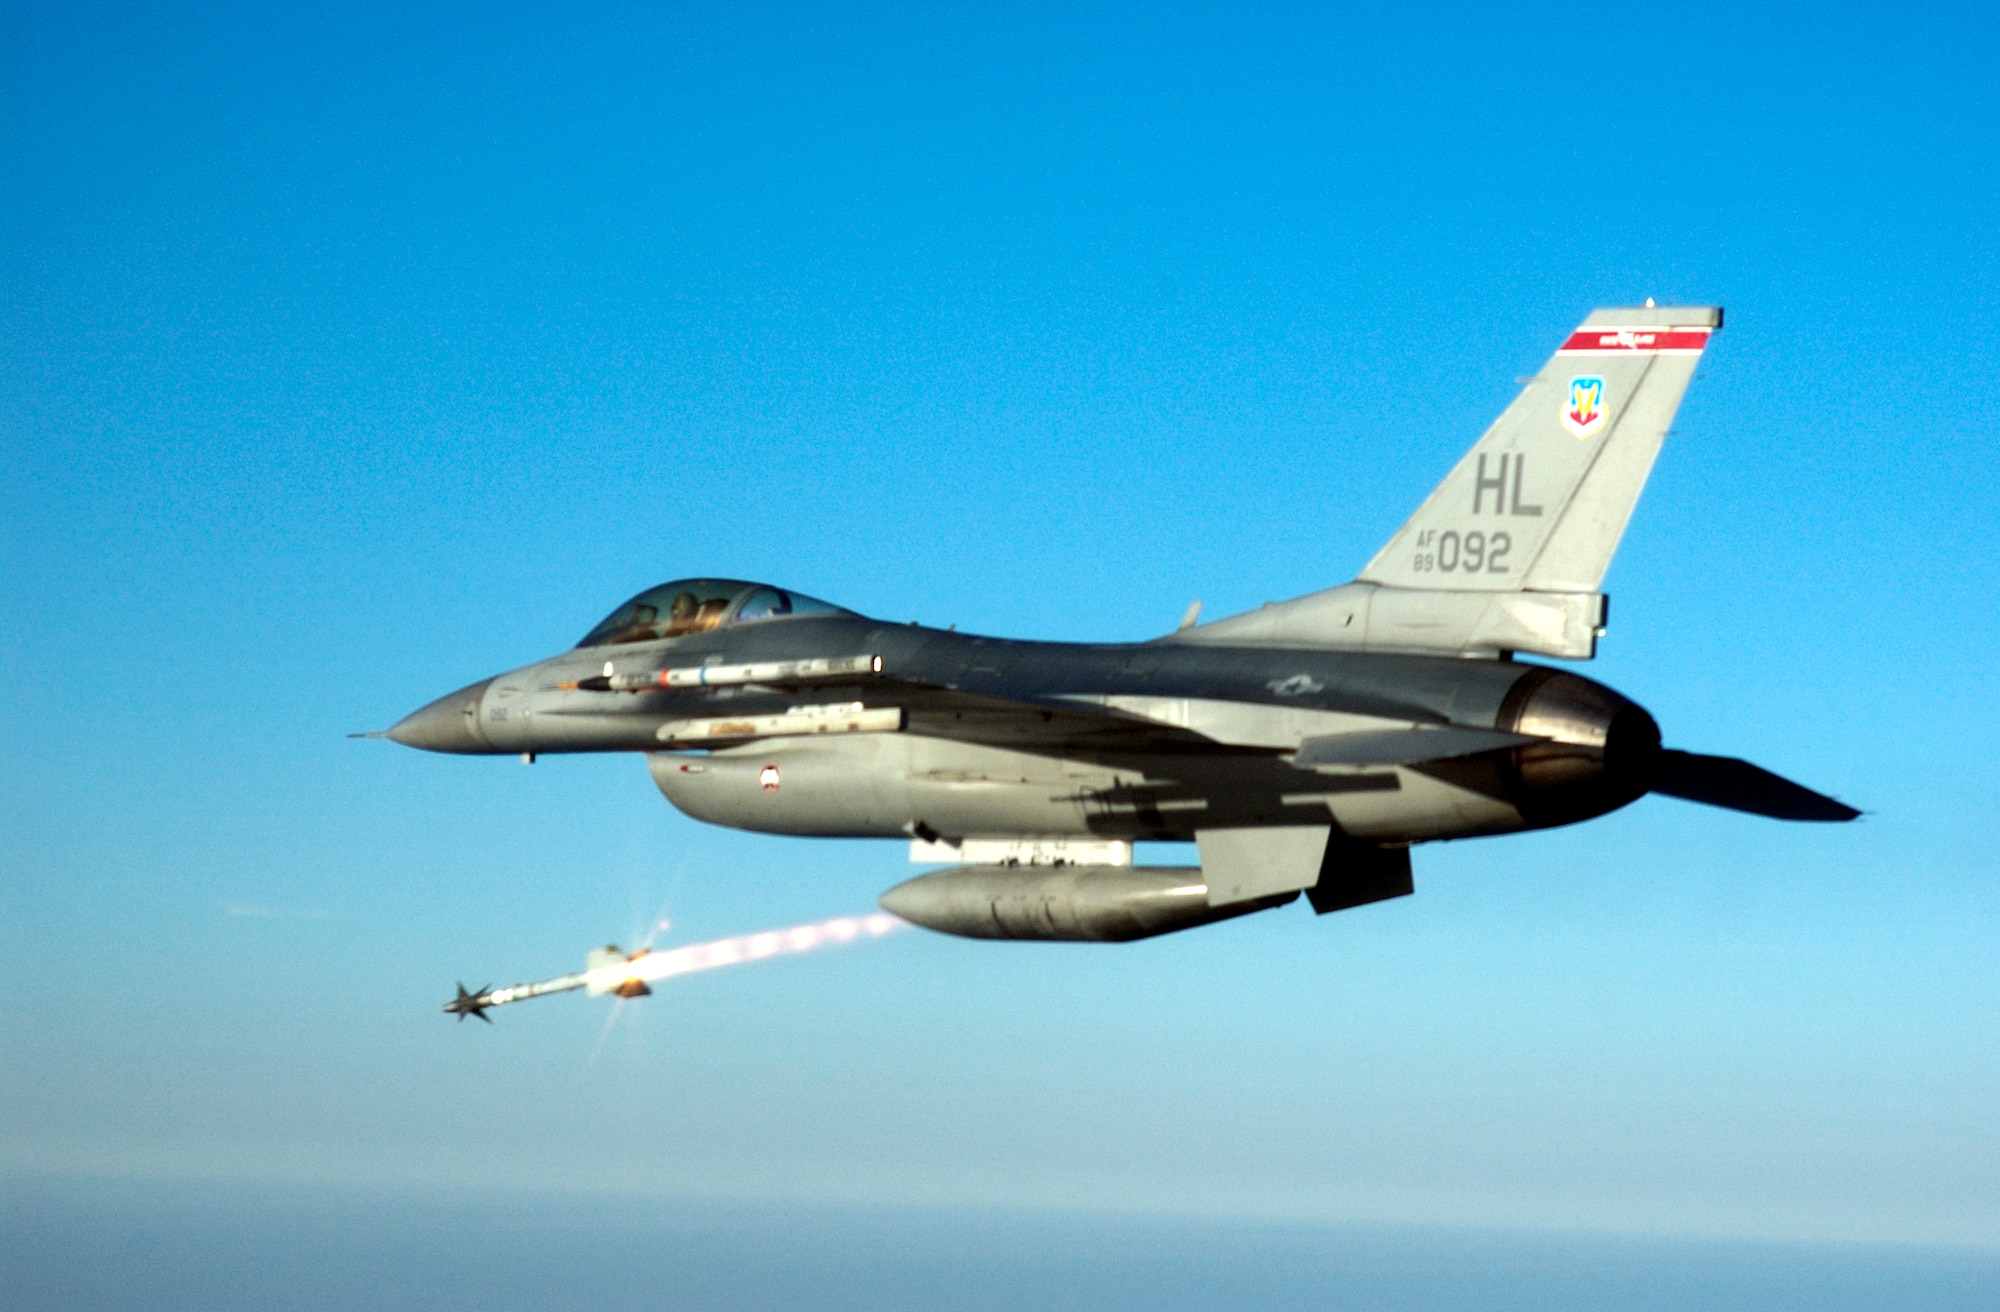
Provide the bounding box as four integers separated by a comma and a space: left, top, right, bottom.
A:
387, 678, 495, 753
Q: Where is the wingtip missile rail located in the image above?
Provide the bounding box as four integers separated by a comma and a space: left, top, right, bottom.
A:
557, 654, 884, 693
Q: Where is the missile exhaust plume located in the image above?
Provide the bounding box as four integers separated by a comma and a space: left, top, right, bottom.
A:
443, 913, 903, 1021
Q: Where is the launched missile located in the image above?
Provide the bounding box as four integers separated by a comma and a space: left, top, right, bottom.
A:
443, 945, 652, 1021
443, 913, 902, 1021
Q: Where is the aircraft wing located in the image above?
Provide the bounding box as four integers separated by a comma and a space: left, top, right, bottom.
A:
894, 686, 1251, 754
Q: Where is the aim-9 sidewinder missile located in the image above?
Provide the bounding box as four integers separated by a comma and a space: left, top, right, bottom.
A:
442, 914, 901, 1022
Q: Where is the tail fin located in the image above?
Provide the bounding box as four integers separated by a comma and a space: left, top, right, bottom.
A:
1175, 305, 1722, 658
1358, 305, 1721, 594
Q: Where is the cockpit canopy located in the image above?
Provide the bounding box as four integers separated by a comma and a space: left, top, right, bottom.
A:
576, 579, 856, 648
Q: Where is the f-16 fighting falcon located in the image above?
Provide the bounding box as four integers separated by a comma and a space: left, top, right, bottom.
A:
383, 304, 1856, 946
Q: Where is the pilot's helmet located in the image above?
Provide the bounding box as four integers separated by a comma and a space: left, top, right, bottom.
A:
669, 593, 699, 621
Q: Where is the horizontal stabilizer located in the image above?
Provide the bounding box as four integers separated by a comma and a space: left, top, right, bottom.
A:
1294, 726, 1541, 767
1651, 750, 1859, 822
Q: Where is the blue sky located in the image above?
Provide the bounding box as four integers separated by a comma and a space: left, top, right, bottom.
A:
4, 0, 1998, 1292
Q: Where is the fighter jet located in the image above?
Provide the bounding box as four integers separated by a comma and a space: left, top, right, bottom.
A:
382, 304, 1856, 943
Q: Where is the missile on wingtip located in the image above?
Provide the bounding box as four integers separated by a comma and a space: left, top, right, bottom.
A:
557, 654, 883, 692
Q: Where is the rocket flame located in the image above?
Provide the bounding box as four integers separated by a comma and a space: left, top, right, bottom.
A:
586, 913, 901, 993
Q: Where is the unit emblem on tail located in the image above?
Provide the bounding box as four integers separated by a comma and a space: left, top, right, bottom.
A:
1563, 375, 1607, 439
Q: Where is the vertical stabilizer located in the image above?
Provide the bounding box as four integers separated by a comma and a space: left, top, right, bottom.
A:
1358, 306, 1721, 594
1177, 304, 1722, 657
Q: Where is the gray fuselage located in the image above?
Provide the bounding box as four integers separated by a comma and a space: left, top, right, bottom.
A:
389, 612, 1660, 849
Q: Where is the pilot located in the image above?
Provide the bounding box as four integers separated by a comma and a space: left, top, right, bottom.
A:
606, 603, 659, 644
665, 591, 701, 636
693, 597, 730, 631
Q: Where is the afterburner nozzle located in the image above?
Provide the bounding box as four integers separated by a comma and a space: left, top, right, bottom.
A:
1499, 666, 1661, 826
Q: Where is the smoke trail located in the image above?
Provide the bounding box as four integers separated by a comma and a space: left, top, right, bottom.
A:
591, 912, 903, 992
